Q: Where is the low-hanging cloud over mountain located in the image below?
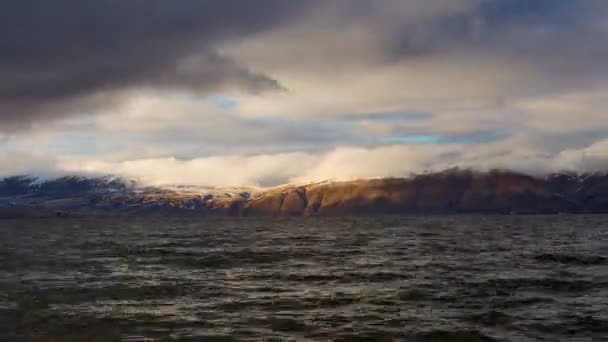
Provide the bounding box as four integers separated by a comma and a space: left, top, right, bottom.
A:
3, 140, 607, 187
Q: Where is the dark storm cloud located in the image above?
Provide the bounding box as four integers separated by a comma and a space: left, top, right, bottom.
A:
381, 0, 601, 60
0, 0, 318, 127
2, 0, 607, 130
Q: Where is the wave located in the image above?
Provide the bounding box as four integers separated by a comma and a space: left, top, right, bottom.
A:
533, 253, 606, 265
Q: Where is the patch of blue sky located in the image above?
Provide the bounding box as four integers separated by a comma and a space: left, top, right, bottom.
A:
208, 93, 238, 111
379, 134, 444, 144
0, 135, 8, 148
46, 135, 99, 156
380, 131, 507, 145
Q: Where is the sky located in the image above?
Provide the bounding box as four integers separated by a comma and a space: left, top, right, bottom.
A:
1, 0, 608, 186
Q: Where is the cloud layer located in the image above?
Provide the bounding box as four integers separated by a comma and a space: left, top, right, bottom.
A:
3, 139, 606, 187
1, 1, 608, 185
0, 0, 318, 128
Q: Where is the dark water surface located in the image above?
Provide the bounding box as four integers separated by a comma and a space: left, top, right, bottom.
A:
0, 215, 607, 341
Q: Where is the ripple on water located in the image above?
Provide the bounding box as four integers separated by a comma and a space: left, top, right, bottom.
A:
533, 253, 606, 265
0, 215, 607, 341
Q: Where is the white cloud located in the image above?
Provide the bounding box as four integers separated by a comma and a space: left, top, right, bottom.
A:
0, 150, 63, 178
48, 140, 608, 187
59, 152, 319, 187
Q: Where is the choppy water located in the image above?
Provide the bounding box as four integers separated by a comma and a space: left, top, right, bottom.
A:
0, 215, 607, 342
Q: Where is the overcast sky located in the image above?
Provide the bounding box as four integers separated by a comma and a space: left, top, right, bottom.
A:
1, 0, 608, 186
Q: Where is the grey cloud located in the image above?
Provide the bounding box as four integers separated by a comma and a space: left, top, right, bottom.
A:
3, 0, 608, 140
97, 115, 367, 160
0, 0, 318, 128
385, 0, 600, 60
296, 0, 608, 80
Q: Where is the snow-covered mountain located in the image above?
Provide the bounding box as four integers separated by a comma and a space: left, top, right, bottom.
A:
0, 175, 255, 216
1, 170, 608, 218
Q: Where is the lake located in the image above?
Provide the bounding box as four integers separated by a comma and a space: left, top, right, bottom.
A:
0, 215, 607, 341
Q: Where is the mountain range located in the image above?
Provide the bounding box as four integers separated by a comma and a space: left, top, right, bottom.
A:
1, 170, 608, 218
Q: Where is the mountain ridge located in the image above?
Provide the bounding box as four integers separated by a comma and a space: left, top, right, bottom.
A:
1, 169, 608, 217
